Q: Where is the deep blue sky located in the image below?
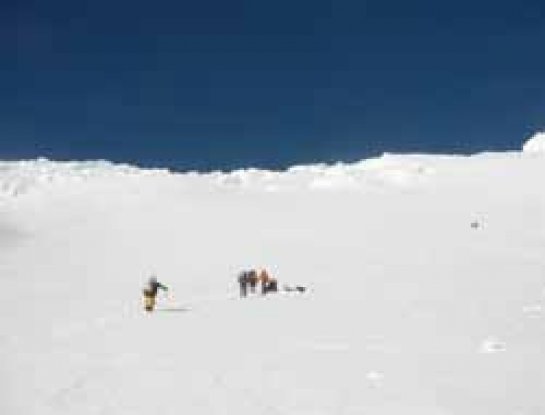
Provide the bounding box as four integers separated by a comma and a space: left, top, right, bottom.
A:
2, 0, 545, 170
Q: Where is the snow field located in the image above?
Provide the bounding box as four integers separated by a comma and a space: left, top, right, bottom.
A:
1, 136, 545, 414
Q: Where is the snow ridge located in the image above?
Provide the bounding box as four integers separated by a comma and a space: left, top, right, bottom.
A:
0, 154, 437, 199
0, 130, 541, 200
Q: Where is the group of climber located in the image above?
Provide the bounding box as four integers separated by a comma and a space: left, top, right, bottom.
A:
141, 268, 304, 312
237, 268, 277, 297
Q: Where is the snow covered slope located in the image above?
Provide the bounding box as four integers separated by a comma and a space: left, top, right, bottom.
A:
1, 141, 544, 414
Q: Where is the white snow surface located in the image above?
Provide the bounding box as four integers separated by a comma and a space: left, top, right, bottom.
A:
522, 131, 545, 154
1, 150, 545, 414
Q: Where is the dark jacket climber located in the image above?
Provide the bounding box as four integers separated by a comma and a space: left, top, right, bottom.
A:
238, 270, 250, 297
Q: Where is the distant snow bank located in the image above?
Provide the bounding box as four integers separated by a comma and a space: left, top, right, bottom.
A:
522, 131, 545, 154
0, 138, 537, 200
0, 158, 169, 199
0, 154, 439, 199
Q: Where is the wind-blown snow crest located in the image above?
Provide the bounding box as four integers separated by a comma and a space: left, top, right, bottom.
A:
522, 131, 545, 154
